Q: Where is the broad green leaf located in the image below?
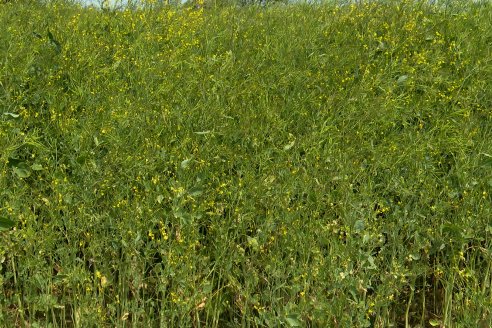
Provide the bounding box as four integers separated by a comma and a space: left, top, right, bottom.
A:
188, 186, 203, 197
180, 159, 191, 169
173, 208, 185, 219
174, 208, 192, 225
441, 223, 462, 238
76, 155, 87, 164
202, 281, 213, 294
397, 75, 408, 85
354, 219, 365, 232
367, 255, 377, 269
63, 193, 73, 205
285, 315, 302, 327
13, 162, 31, 178
0, 217, 15, 231
283, 140, 295, 151
191, 213, 202, 220
31, 163, 44, 171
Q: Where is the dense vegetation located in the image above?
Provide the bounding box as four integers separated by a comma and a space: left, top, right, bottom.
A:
1, 0, 491, 326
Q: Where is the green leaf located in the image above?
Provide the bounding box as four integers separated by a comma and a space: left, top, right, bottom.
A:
285, 314, 302, 327
52, 274, 68, 282
202, 281, 213, 294
7, 158, 23, 168
32, 31, 43, 39
247, 236, 259, 251
354, 219, 365, 232
3, 112, 20, 118
366, 255, 377, 269
480, 153, 492, 169
47, 29, 55, 42
193, 130, 211, 135
441, 223, 462, 238
188, 186, 203, 197
173, 207, 192, 225
180, 159, 191, 169
13, 162, 31, 178
76, 155, 88, 165
429, 318, 442, 327
47, 29, 61, 53
0, 217, 15, 231
397, 75, 409, 85
63, 193, 73, 205
283, 140, 296, 151
31, 163, 44, 171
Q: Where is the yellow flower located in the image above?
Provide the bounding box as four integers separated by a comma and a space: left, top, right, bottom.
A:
100, 276, 108, 288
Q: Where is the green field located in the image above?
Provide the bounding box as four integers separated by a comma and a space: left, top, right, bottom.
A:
1, 0, 492, 326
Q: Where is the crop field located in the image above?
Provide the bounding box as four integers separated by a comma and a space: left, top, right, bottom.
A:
1, 0, 491, 326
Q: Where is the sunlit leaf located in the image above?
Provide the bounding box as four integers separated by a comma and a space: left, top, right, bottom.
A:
367, 255, 377, 269
429, 318, 442, 327
194, 130, 211, 135
13, 162, 31, 178
180, 159, 191, 169
397, 75, 408, 85
283, 140, 295, 151
31, 163, 44, 171
247, 236, 259, 251
3, 112, 20, 118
